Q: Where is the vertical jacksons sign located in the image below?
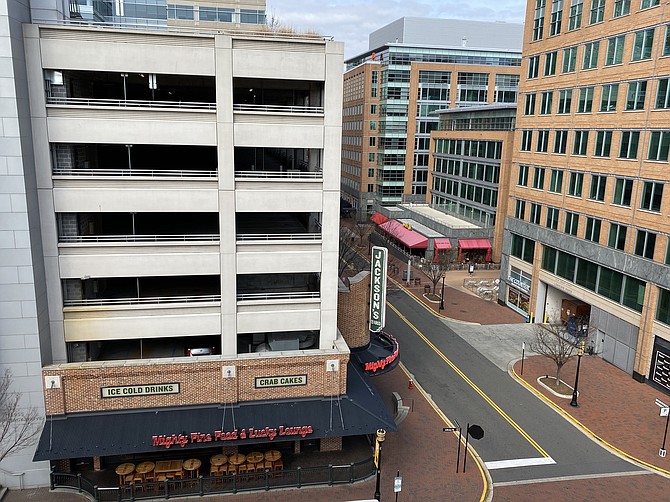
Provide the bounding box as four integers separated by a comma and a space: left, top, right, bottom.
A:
369, 246, 388, 332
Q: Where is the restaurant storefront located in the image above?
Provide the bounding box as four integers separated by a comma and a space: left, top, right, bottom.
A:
506, 266, 532, 317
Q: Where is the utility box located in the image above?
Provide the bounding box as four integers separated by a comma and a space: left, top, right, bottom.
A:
560, 299, 590, 323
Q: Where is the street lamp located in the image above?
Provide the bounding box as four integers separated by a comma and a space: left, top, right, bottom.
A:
439, 273, 445, 311
569, 340, 585, 407
373, 429, 386, 500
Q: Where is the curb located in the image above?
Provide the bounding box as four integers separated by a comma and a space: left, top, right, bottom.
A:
398, 363, 493, 502
507, 359, 670, 479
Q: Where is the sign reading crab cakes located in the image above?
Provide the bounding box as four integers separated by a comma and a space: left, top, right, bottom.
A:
255, 375, 307, 388
101, 383, 180, 398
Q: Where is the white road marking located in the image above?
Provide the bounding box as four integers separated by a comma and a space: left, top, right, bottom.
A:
485, 457, 556, 470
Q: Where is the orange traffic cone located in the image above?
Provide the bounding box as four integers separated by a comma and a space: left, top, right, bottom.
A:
408, 378, 414, 390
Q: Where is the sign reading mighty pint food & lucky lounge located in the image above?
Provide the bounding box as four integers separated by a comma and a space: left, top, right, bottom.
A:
369, 246, 388, 332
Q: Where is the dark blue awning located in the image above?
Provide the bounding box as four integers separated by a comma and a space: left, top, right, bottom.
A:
34, 362, 396, 461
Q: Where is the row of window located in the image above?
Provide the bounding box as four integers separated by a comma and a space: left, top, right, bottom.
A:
541, 244, 647, 312
430, 195, 496, 226
434, 158, 501, 184
434, 139, 503, 159
167, 5, 265, 23
528, 24, 670, 79
432, 179, 499, 208
517, 165, 665, 211
524, 76, 670, 116
520, 128, 670, 161
515, 197, 666, 260
533, 0, 660, 42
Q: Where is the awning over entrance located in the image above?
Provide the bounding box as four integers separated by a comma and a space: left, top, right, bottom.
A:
379, 221, 428, 249
370, 212, 388, 225
433, 238, 452, 250
458, 238, 492, 261
33, 363, 396, 461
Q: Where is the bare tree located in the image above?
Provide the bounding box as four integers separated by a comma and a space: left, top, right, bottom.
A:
0, 369, 42, 464
530, 323, 591, 387
338, 227, 365, 278
341, 213, 373, 250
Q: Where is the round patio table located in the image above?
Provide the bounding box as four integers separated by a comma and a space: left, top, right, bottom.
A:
115, 463, 135, 484
264, 450, 281, 463
228, 453, 246, 465
210, 454, 228, 467
183, 458, 201, 478
135, 461, 155, 480
245, 452, 264, 465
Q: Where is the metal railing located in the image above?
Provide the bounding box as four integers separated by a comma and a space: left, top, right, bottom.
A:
233, 103, 323, 114
52, 458, 374, 501
237, 233, 321, 241
59, 234, 219, 243
53, 168, 217, 178
236, 291, 320, 302
64, 292, 319, 307
64, 295, 221, 307
47, 96, 216, 110
235, 170, 322, 179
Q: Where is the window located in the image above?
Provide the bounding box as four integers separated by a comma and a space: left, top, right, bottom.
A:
583, 41, 599, 69
632, 29, 655, 61
564, 211, 579, 235
557, 89, 572, 113
635, 230, 657, 259
641, 181, 664, 211
568, 0, 583, 30
530, 203, 542, 224
534, 0, 546, 40
589, 174, 606, 201
641, 0, 660, 9
612, 177, 633, 206
576, 259, 598, 291
573, 130, 589, 155
521, 130, 533, 151
608, 223, 627, 250
546, 207, 560, 230
549, 169, 564, 193
545, 51, 558, 75
370, 121, 376, 130
524, 93, 537, 115
537, 130, 550, 152
568, 171, 584, 196
528, 55, 540, 79
594, 130, 612, 157
369, 137, 376, 147
554, 130, 569, 153
577, 86, 594, 112
613, 0, 630, 16
515, 200, 526, 219
518, 164, 530, 186
626, 81, 647, 110
511, 236, 536, 263
533, 166, 546, 189
606, 35, 625, 65
367, 183, 375, 192
656, 79, 670, 109
368, 153, 375, 162
589, 0, 604, 24
370, 104, 377, 114
584, 217, 601, 242
648, 131, 670, 160
665, 25, 670, 56
600, 83, 619, 111
550, 0, 563, 35
619, 131, 640, 159
367, 168, 375, 178
562, 46, 577, 72
168, 4, 194, 20
540, 91, 553, 114
598, 267, 623, 301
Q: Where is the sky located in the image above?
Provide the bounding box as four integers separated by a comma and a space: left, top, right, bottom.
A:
267, 0, 527, 59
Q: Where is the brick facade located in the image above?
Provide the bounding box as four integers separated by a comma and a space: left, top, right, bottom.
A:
319, 436, 342, 452
43, 353, 349, 415
337, 271, 370, 349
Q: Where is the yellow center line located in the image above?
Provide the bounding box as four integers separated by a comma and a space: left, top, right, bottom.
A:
388, 302, 550, 458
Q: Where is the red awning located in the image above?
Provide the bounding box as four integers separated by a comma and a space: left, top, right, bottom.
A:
458, 238, 491, 250
433, 238, 452, 250
370, 212, 389, 225
379, 221, 428, 249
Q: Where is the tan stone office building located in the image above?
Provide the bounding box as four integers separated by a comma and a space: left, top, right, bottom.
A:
503, 0, 670, 386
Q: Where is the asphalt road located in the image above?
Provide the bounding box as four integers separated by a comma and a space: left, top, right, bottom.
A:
385, 288, 642, 484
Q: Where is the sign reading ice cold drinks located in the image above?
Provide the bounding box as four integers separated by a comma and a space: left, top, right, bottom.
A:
101, 383, 179, 398
369, 246, 388, 332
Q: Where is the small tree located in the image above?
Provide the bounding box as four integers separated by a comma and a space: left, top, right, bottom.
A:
338, 227, 365, 278
530, 323, 591, 387
0, 368, 42, 464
